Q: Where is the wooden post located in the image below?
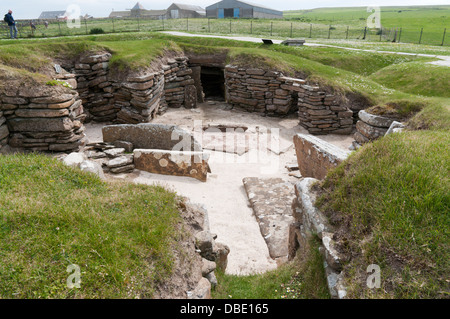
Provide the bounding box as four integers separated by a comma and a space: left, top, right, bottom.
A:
328, 25, 331, 39
112, 17, 115, 33
442, 28, 446, 46
363, 26, 367, 40
229, 19, 231, 33
398, 27, 402, 43
250, 20, 252, 34
309, 23, 312, 38
208, 18, 210, 33
290, 22, 293, 38
419, 27, 423, 44
346, 25, 349, 39
270, 22, 273, 36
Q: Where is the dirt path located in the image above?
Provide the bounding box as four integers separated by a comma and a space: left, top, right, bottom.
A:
84, 102, 353, 275
162, 31, 450, 67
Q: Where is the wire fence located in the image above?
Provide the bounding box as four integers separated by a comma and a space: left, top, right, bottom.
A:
1, 17, 448, 46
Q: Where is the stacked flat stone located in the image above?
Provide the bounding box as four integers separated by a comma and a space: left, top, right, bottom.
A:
0, 110, 8, 151
116, 70, 165, 124
225, 66, 285, 114
84, 141, 135, 174
163, 57, 196, 109
2, 90, 85, 152
354, 109, 395, 145
297, 85, 353, 135
75, 52, 117, 122
224, 65, 353, 135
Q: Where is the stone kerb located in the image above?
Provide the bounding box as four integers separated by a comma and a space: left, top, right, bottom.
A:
289, 178, 347, 299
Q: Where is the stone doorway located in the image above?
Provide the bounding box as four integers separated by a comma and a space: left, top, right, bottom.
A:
200, 66, 225, 101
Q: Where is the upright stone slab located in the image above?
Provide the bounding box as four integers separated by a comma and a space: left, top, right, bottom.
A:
293, 133, 350, 180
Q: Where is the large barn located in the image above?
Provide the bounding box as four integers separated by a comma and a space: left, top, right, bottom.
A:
167, 3, 206, 19
206, 0, 283, 19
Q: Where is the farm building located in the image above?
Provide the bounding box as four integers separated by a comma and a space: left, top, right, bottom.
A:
166, 3, 206, 19
38, 11, 68, 20
109, 2, 166, 19
206, 0, 283, 19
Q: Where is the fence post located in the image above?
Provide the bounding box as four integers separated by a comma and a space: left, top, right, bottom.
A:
250, 20, 252, 34
290, 22, 292, 38
398, 27, 402, 43
328, 25, 331, 39
162, 18, 164, 31
363, 26, 367, 40
208, 18, 210, 33
419, 27, 423, 44
270, 22, 273, 36
380, 27, 382, 41
57, 17, 61, 36
346, 26, 349, 39
112, 17, 115, 33
442, 28, 446, 46
309, 23, 312, 38
229, 19, 231, 33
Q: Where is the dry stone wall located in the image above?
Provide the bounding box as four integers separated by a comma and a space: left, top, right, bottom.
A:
163, 57, 196, 109
224, 65, 354, 135
1, 87, 85, 153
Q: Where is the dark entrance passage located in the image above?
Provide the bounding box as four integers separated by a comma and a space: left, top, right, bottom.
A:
200, 67, 225, 101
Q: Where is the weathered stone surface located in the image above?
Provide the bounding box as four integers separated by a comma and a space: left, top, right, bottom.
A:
133, 149, 210, 182
385, 121, 406, 136
109, 164, 135, 174
103, 123, 202, 152
293, 133, 350, 180
359, 110, 394, 128
187, 277, 211, 299
201, 258, 216, 277
15, 108, 69, 118
356, 120, 388, 140
104, 148, 125, 158
242, 177, 295, 261
184, 84, 197, 109
0, 124, 9, 141
107, 155, 133, 168
8, 117, 74, 132
113, 140, 134, 152
79, 160, 105, 180
63, 152, 87, 168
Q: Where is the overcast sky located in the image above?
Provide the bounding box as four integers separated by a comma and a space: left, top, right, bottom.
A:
4, 0, 450, 19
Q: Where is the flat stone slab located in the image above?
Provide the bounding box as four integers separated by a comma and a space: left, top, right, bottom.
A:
294, 133, 350, 180
201, 131, 250, 155
243, 177, 296, 261
134, 149, 210, 182
102, 123, 202, 152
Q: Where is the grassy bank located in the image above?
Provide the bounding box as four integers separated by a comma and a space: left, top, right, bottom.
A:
0, 154, 185, 298
316, 130, 449, 298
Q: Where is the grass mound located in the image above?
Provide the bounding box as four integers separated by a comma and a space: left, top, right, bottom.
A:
317, 130, 450, 298
0, 154, 184, 298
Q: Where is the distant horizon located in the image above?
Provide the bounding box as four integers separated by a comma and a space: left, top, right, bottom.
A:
4, 0, 450, 20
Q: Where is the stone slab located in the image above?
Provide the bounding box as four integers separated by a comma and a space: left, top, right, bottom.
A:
133, 149, 210, 182
293, 133, 350, 180
242, 177, 296, 261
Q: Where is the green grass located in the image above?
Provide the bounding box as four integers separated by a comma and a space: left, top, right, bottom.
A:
0, 153, 186, 298
316, 130, 450, 298
369, 61, 450, 98
213, 237, 330, 299
4, 5, 448, 46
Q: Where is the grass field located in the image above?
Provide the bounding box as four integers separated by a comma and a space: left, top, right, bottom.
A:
2, 5, 448, 46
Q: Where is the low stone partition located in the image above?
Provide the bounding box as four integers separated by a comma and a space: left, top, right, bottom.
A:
289, 178, 347, 299
1, 84, 85, 153
293, 133, 351, 180
354, 109, 396, 145
102, 123, 210, 182
224, 65, 353, 135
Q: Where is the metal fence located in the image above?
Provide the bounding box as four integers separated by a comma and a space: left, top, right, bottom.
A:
1, 17, 448, 46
